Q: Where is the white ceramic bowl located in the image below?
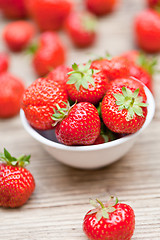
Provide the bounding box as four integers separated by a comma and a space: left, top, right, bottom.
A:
20, 87, 155, 170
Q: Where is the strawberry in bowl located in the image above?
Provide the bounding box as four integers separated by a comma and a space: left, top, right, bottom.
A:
20, 58, 155, 169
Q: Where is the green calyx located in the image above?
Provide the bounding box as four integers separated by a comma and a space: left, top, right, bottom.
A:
26, 42, 38, 55
87, 196, 118, 221
136, 52, 157, 76
0, 148, 30, 168
51, 101, 71, 126
67, 61, 99, 91
113, 87, 148, 121
82, 13, 97, 33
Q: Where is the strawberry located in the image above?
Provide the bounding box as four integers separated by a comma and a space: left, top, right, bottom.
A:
47, 65, 72, 86
0, 72, 25, 118
3, 21, 35, 52
22, 77, 68, 130
0, 52, 9, 73
66, 61, 109, 105
0, 148, 35, 208
134, 9, 160, 52
25, 0, 73, 31
83, 196, 135, 240
85, 0, 118, 16
0, 0, 27, 19
101, 77, 148, 134
121, 50, 157, 91
54, 102, 101, 146
147, 0, 160, 8
65, 11, 97, 48
91, 56, 130, 81
32, 31, 66, 77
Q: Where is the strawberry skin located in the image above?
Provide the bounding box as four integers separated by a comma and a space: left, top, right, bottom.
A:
91, 56, 130, 81
0, 52, 9, 73
65, 11, 97, 48
134, 9, 160, 52
147, 0, 160, 7
67, 62, 109, 105
55, 102, 101, 146
0, 164, 35, 208
101, 78, 148, 134
25, 0, 73, 31
121, 50, 156, 91
0, 72, 25, 118
0, 0, 27, 19
83, 202, 135, 240
33, 31, 66, 76
85, 0, 117, 16
47, 65, 72, 86
3, 21, 35, 52
22, 78, 68, 130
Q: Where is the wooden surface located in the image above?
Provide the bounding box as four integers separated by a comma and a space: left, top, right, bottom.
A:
1, 0, 160, 239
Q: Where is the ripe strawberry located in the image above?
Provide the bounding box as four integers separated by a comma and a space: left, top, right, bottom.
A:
22, 77, 68, 130
0, 52, 9, 73
91, 56, 130, 81
32, 31, 66, 77
134, 9, 160, 52
66, 61, 109, 105
83, 196, 135, 240
147, 0, 160, 8
101, 77, 148, 134
3, 21, 35, 52
65, 11, 97, 48
47, 65, 72, 86
54, 102, 101, 146
85, 0, 118, 16
25, 0, 73, 31
0, 0, 27, 19
0, 148, 35, 208
121, 50, 157, 91
0, 72, 25, 118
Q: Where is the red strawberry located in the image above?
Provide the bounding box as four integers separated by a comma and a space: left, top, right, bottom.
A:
0, 72, 25, 118
65, 11, 97, 48
54, 102, 101, 146
134, 9, 160, 52
22, 77, 68, 130
0, 52, 9, 73
0, 0, 27, 19
85, 0, 118, 16
121, 50, 157, 91
101, 77, 148, 134
0, 148, 35, 208
32, 31, 66, 77
25, 0, 73, 31
3, 21, 35, 52
66, 61, 109, 105
47, 65, 72, 86
91, 56, 130, 81
147, 0, 160, 8
83, 196, 135, 240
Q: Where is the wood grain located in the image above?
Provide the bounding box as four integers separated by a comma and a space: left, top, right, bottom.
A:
0, 0, 160, 239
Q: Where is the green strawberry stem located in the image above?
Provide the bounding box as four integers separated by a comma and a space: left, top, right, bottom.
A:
51, 101, 75, 127
88, 196, 118, 221
67, 61, 99, 91
0, 148, 30, 167
113, 87, 148, 121
136, 52, 157, 76
82, 13, 97, 33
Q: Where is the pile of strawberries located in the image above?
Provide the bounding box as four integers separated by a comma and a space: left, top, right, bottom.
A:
21, 50, 152, 146
0, 1, 158, 239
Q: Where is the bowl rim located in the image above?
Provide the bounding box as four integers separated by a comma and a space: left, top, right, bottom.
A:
20, 87, 155, 152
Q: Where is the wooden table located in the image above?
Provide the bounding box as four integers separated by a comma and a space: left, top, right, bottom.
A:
1, 0, 160, 239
